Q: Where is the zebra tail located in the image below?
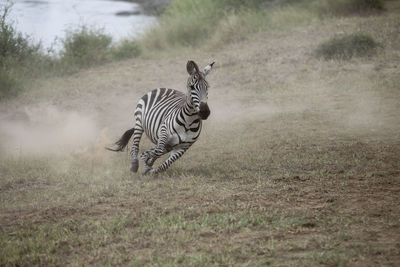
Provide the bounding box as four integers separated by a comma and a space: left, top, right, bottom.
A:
105, 128, 135, 152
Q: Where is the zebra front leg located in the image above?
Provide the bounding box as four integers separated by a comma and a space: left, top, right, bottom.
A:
140, 148, 157, 174
141, 144, 171, 175
147, 148, 187, 175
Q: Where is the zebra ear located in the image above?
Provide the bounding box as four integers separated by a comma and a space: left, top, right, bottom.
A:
187, 60, 199, 75
203, 61, 215, 76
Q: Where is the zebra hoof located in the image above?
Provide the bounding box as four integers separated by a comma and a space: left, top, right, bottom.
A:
130, 160, 139, 173
140, 152, 153, 166
143, 168, 154, 176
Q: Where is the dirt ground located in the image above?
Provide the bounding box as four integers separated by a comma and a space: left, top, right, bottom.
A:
0, 3, 400, 266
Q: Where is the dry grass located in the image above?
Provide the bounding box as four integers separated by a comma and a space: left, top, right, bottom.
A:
1, 2, 400, 265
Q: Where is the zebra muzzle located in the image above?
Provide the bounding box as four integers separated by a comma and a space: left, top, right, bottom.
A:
199, 102, 210, 120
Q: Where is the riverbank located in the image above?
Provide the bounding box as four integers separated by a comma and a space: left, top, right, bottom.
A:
0, 0, 153, 99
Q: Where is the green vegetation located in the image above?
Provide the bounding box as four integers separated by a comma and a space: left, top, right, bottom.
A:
140, 0, 387, 51
0, 0, 389, 99
59, 28, 141, 70
0, 4, 43, 98
60, 26, 113, 69
111, 39, 142, 60
316, 33, 381, 60
140, 0, 315, 50
0, 4, 141, 99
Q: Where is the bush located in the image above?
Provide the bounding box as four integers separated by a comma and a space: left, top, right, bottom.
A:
60, 26, 113, 69
0, 2, 42, 99
0, 5, 40, 63
111, 39, 141, 60
317, 0, 385, 16
315, 33, 380, 60
0, 69, 19, 99
0, 3, 143, 100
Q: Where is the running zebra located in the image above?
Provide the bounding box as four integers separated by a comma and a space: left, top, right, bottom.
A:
107, 60, 215, 175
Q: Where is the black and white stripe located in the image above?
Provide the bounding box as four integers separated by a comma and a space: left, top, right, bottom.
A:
107, 60, 214, 175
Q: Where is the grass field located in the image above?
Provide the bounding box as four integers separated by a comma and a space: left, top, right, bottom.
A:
1, 1, 400, 266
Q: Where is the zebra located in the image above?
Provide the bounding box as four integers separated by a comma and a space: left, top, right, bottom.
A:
107, 60, 215, 175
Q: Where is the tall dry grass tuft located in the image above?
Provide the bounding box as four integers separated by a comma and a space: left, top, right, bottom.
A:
140, 0, 219, 50
140, 0, 387, 52
140, 0, 317, 51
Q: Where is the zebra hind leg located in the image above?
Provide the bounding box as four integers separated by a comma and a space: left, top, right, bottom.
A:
129, 126, 143, 173
141, 125, 170, 175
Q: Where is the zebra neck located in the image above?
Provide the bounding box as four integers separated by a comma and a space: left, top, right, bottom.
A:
183, 96, 197, 116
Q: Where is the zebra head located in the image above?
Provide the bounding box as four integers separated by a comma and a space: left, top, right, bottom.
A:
186, 60, 215, 120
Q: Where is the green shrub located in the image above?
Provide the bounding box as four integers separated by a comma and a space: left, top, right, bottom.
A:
0, 3, 144, 100
315, 33, 380, 60
60, 26, 113, 69
0, 3, 42, 99
0, 69, 19, 99
317, 0, 385, 16
0, 5, 40, 63
111, 39, 141, 60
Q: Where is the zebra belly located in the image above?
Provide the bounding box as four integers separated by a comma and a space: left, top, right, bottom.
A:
167, 126, 200, 149
166, 134, 180, 150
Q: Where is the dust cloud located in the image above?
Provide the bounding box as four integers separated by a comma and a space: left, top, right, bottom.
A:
209, 97, 308, 123
206, 83, 398, 142
0, 104, 108, 157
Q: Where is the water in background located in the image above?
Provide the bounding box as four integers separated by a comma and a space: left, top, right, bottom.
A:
8, 0, 156, 52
